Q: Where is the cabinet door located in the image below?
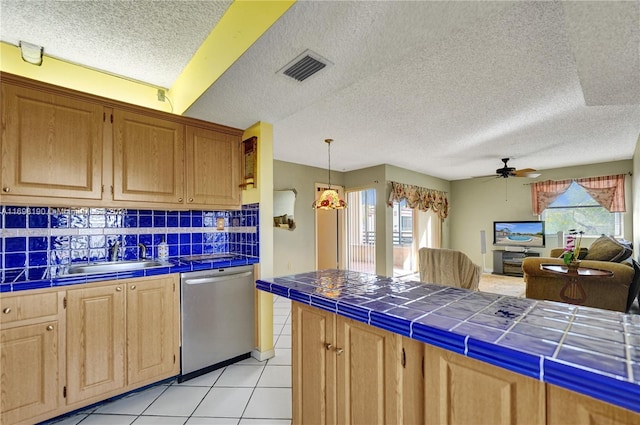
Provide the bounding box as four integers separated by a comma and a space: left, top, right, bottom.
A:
335, 316, 402, 424
185, 126, 241, 207
402, 337, 425, 424
0, 321, 59, 424
291, 302, 336, 425
112, 110, 184, 204
66, 283, 125, 404
424, 344, 545, 425
547, 383, 640, 424
1, 83, 103, 200
127, 276, 179, 385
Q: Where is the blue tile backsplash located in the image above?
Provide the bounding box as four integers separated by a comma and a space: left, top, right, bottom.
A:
0, 204, 259, 286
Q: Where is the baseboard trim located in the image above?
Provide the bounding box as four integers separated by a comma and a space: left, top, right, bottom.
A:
251, 348, 275, 362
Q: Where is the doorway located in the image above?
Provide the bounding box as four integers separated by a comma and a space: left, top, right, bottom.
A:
345, 188, 376, 273
315, 184, 346, 270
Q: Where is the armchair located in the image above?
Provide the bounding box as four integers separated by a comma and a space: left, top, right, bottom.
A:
418, 248, 481, 290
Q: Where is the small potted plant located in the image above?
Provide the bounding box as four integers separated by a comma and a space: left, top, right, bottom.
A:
562, 229, 584, 271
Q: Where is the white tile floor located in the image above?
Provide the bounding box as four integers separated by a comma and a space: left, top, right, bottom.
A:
47, 296, 293, 425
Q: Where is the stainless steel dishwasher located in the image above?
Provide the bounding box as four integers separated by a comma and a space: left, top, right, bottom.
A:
179, 265, 255, 382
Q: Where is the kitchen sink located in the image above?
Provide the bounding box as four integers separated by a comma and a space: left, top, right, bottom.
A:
66, 260, 166, 275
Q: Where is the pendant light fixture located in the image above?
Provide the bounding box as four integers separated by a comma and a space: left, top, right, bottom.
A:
312, 139, 347, 209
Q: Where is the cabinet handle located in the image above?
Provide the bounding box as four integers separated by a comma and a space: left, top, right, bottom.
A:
2, 307, 11, 314
188, 198, 193, 203
130, 285, 136, 290
46, 325, 54, 331
335, 347, 344, 356
325, 343, 333, 351
178, 198, 183, 202
116, 287, 122, 292
2, 187, 9, 193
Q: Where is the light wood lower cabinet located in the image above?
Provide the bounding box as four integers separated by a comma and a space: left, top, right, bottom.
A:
0, 275, 180, 425
291, 302, 402, 425
424, 344, 545, 425
66, 276, 179, 407
402, 336, 425, 424
126, 276, 180, 385
66, 282, 126, 404
547, 383, 640, 425
0, 289, 64, 425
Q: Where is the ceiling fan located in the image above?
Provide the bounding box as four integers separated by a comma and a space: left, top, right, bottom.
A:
495, 158, 541, 179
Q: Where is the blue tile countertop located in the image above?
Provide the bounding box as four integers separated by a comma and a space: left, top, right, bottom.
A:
256, 269, 640, 414
2, 254, 259, 292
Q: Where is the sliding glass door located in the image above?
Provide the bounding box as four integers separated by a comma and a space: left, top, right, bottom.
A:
346, 189, 376, 273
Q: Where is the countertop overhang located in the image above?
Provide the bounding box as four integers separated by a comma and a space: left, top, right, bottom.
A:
256, 269, 640, 414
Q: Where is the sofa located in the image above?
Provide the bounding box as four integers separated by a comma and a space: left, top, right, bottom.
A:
522, 235, 640, 313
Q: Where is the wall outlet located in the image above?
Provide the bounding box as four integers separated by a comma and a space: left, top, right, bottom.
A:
216, 217, 225, 230
157, 89, 166, 102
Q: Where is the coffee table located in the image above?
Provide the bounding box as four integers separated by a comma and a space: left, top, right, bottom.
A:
540, 263, 614, 305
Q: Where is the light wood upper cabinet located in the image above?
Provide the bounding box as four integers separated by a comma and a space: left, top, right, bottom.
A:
1, 73, 244, 209
112, 109, 185, 205
0, 289, 64, 425
66, 282, 126, 405
185, 125, 242, 208
424, 343, 545, 425
1, 82, 104, 201
127, 276, 179, 385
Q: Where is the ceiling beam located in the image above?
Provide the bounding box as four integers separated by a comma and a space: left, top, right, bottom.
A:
169, 0, 296, 115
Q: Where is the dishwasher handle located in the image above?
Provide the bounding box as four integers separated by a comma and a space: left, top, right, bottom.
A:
184, 271, 253, 285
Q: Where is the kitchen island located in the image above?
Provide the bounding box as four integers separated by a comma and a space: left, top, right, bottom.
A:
257, 269, 640, 424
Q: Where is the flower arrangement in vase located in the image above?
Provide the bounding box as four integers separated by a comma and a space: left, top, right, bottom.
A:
562, 229, 584, 271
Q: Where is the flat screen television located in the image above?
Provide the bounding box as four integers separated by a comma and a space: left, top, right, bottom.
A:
493, 221, 545, 248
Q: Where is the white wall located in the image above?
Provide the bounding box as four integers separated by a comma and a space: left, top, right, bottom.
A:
449, 160, 634, 271
273, 160, 345, 276
274, 159, 634, 277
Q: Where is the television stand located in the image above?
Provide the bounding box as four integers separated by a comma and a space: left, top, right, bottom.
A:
493, 250, 540, 277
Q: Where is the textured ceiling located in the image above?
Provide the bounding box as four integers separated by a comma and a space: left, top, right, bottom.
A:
2, 1, 639, 181
0, 0, 231, 88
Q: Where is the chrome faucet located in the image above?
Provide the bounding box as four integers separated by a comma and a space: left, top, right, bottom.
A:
138, 243, 147, 260
109, 241, 120, 262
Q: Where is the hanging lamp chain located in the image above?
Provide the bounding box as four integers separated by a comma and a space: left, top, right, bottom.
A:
325, 138, 333, 188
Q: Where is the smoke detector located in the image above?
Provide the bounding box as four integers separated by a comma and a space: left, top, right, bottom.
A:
277, 49, 333, 82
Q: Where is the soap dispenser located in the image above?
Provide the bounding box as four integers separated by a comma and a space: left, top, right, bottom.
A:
158, 236, 169, 261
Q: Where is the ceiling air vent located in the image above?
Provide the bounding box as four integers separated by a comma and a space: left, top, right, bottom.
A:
278, 49, 333, 82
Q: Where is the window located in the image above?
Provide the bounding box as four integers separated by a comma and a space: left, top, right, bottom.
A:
542, 181, 622, 237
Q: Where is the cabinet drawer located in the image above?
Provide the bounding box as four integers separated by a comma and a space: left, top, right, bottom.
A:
0, 291, 58, 324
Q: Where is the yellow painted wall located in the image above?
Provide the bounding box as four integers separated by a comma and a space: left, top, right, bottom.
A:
243, 121, 275, 356
0, 42, 170, 112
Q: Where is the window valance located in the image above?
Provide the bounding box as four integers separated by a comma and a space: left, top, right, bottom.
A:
388, 181, 449, 220
531, 174, 626, 215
